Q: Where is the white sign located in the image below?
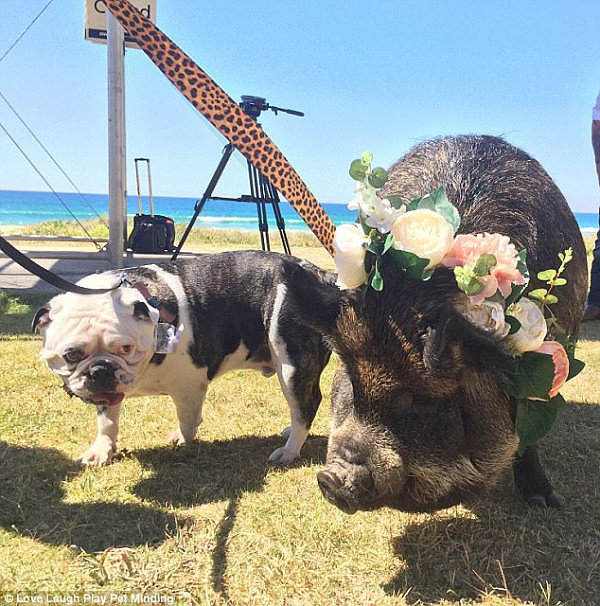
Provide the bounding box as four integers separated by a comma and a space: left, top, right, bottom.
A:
84, 0, 157, 48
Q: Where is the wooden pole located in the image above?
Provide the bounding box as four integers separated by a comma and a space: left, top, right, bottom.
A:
107, 11, 126, 268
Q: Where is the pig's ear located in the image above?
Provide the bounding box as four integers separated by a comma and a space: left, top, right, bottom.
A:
422, 306, 509, 374
32, 306, 51, 333
284, 262, 353, 336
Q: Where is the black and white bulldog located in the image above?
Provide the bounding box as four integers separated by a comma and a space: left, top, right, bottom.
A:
33, 251, 333, 466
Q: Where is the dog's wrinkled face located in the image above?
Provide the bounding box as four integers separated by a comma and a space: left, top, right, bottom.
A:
34, 285, 159, 407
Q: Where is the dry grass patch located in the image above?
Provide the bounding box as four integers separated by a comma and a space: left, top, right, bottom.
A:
1, 246, 599, 605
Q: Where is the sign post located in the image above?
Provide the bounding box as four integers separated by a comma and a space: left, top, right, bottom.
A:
85, 1, 156, 268
85, 0, 156, 48
106, 11, 126, 268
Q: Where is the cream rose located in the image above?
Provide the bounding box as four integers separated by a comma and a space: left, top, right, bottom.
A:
506, 297, 548, 352
390, 209, 455, 270
333, 223, 367, 289
460, 300, 511, 339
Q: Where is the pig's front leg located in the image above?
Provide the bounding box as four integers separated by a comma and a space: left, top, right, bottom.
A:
513, 444, 562, 508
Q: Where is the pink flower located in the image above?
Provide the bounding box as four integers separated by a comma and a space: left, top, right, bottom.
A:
530, 340, 570, 400
469, 274, 498, 305
442, 232, 526, 300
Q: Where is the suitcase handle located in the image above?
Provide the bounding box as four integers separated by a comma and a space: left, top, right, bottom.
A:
134, 157, 154, 216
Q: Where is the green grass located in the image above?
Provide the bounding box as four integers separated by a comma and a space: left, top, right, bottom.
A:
12, 217, 324, 250
1, 248, 600, 604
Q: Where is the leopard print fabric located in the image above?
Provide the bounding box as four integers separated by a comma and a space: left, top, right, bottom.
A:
104, 0, 335, 255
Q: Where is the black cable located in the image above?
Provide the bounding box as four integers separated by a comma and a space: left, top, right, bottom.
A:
0, 0, 55, 64
0, 90, 108, 227
0, 121, 104, 249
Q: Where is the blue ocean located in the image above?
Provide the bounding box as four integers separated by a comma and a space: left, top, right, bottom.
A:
0, 189, 356, 232
0, 189, 598, 236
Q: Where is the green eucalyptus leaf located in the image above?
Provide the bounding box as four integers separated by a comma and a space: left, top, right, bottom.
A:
349, 159, 368, 181
454, 266, 485, 295
537, 269, 557, 281
368, 167, 388, 189
366, 239, 383, 256
406, 197, 421, 212
387, 195, 405, 210
370, 259, 383, 291
473, 254, 497, 276
515, 396, 563, 455
383, 233, 395, 254
545, 293, 558, 305
558, 248, 572, 263
361, 151, 373, 166
417, 194, 436, 211
528, 288, 548, 301
553, 277, 567, 286
430, 188, 461, 232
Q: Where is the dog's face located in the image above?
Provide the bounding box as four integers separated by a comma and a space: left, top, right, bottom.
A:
33, 285, 159, 407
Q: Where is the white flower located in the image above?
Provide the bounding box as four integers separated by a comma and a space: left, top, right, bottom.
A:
348, 181, 367, 211
390, 208, 455, 270
333, 223, 368, 289
364, 196, 401, 233
506, 297, 548, 352
348, 182, 402, 233
460, 300, 511, 339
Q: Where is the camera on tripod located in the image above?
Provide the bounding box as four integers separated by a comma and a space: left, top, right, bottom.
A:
172, 94, 303, 259
240, 95, 304, 120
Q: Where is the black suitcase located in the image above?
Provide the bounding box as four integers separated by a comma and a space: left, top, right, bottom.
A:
127, 158, 176, 253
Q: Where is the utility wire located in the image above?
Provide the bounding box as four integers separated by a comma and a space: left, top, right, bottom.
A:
0, 89, 109, 227
0, 0, 55, 64
0, 121, 103, 250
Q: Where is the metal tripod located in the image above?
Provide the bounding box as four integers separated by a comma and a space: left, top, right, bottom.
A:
171, 142, 291, 260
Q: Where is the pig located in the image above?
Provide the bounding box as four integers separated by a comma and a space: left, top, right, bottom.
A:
288, 135, 587, 513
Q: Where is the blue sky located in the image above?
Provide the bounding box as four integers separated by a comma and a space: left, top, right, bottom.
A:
1, 0, 600, 212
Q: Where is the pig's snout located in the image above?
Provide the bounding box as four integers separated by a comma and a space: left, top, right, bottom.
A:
317, 462, 374, 515
317, 469, 358, 514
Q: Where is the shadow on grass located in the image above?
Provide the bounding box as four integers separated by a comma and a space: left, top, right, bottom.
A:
0, 441, 180, 552
130, 433, 327, 601
130, 433, 327, 507
0, 291, 50, 337
581, 319, 600, 342
0, 432, 326, 597
382, 399, 600, 605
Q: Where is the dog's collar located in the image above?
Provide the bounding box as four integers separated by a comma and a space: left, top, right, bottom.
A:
119, 275, 176, 325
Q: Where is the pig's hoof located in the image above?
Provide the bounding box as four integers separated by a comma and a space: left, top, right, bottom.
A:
527, 490, 562, 509
281, 426, 292, 440
268, 445, 299, 466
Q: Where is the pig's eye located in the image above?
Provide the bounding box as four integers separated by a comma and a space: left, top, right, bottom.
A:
118, 344, 133, 356
63, 349, 84, 364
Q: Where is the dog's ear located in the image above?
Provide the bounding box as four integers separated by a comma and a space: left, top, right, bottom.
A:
133, 300, 154, 321
32, 306, 51, 333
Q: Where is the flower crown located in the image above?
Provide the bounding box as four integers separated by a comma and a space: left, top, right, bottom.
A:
333, 153, 584, 452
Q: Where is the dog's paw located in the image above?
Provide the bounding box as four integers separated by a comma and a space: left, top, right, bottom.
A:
77, 439, 115, 467
167, 428, 192, 446
268, 446, 300, 466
